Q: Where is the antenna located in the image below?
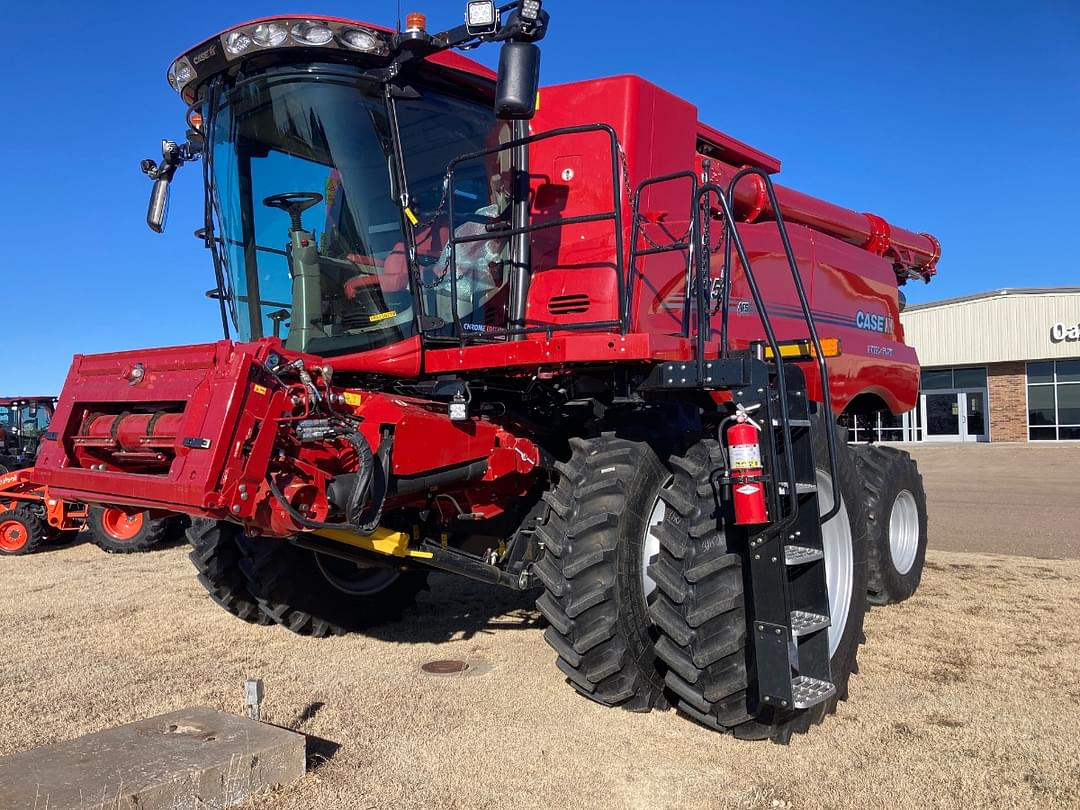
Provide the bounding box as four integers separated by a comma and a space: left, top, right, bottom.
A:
396, 0, 402, 33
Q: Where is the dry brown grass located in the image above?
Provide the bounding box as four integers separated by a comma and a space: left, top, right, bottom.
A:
1, 539, 1078, 810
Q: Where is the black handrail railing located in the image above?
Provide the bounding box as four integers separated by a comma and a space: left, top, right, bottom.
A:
441, 124, 627, 342
697, 183, 801, 529
627, 171, 699, 338
726, 168, 841, 524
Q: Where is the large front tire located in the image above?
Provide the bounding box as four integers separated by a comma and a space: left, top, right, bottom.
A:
533, 434, 669, 712
854, 445, 928, 605
649, 419, 868, 742
238, 539, 429, 637
187, 518, 271, 624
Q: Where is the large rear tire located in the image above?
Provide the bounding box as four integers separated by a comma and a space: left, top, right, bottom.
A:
88, 506, 169, 554
238, 538, 429, 637
186, 518, 271, 625
533, 434, 669, 712
649, 418, 868, 742
854, 445, 928, 605
0, 507, 45, 555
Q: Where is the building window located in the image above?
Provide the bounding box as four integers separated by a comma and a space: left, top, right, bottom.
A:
1027, 360, 1080, 441
845, 406, 921, 443
920, 367, 988, 390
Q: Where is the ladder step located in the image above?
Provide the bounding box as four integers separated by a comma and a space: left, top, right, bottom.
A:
778, 482, 817, 495
791, 675, 836, 709
771, 419, 811, 428
790, 610, 830, 637
784, 545, 824, 565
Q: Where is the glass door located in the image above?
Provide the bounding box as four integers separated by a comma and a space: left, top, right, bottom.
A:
961, 389, 988, 442
924, 392, 961, 441
921, 390, 989, 442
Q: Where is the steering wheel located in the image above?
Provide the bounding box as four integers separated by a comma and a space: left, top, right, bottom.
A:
262, 192, 324, 232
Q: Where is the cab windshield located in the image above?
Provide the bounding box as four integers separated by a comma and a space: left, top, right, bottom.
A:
209, 66, 507, 356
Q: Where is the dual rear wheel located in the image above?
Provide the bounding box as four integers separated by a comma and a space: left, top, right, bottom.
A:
536, 421, 875, 741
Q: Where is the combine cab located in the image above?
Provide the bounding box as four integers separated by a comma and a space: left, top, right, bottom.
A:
34, 3, 933, 740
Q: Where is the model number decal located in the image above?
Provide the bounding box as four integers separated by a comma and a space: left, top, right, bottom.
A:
855, 310, 894, 333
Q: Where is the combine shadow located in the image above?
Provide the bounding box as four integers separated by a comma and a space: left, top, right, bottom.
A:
361, 573, 544, 645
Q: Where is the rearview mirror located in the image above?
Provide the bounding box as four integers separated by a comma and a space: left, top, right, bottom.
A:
495, 41, 540, 120
147, 178, 171, 233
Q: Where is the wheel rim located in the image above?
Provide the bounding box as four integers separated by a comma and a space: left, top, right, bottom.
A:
101, 508, 144, 541
0, 519, 26, 552
818, 471, 853, 658
889, 490, 920, 575
640, 479, 672, 605
315, 553, 401, 596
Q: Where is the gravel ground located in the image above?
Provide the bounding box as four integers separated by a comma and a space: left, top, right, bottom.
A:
0, 444, 1078, 809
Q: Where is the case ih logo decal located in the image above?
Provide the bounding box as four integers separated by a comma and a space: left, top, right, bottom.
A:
855, 310, 893, 333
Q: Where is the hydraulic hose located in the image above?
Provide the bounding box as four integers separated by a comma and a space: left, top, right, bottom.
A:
266, 430, 388, 536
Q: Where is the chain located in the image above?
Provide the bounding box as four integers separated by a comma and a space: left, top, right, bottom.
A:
617, 143, 693, 251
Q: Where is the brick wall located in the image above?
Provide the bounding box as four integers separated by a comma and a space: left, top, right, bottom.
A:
988, 361, 1028, 442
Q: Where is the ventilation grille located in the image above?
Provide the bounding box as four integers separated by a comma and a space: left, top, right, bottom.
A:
548, 294, 591, 315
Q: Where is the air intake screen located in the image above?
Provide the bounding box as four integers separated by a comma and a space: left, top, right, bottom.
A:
547, 294, 591, 315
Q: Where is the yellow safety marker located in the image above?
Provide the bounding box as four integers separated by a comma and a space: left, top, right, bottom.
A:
314, 526, 433, 560
404, 207, 419, 226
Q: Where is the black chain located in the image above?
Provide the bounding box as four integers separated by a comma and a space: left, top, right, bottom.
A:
617, 143, 694, 251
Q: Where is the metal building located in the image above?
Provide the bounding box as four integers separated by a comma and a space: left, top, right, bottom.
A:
849, 287, 1080, 443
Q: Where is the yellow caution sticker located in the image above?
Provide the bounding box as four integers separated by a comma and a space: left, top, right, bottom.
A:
370, 310, 398, 323
253, 384, 267, 395
344, 391, 363, 406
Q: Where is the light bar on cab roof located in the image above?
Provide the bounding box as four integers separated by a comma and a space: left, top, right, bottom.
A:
167, 17, 391, 100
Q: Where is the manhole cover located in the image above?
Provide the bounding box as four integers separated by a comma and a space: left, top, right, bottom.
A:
421, 659, 470, 675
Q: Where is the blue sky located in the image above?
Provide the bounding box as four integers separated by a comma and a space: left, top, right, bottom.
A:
1, 1, 1077, 393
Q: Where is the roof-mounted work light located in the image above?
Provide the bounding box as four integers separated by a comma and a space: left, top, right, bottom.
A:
465, 1, 498, 36
519, 0, 542, 23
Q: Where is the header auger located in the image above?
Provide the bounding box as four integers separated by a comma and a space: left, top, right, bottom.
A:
34, 2, 934, 741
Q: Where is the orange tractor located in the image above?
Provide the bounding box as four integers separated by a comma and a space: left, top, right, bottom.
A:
0, 398, 174, 555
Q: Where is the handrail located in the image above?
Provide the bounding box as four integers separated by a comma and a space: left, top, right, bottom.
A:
698, 183, 800, 529
627, 171, 699, 337
726, 168, 841, 524
442, 124, 627, 342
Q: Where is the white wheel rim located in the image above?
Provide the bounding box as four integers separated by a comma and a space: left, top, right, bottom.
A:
315, 553, 401, 596
818, 471, 853, 658
641, 483, 670, 604
889, 490, 920, 575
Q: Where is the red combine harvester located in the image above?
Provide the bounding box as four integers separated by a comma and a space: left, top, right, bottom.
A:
35, 3, 934, 740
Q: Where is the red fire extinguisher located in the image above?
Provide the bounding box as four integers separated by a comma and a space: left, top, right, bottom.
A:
728, 409, 768, 525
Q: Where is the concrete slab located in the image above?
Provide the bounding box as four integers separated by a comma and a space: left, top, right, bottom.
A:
0, 706, 305, 810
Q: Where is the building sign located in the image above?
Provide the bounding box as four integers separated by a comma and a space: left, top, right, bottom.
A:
1050, 321, 1080, 343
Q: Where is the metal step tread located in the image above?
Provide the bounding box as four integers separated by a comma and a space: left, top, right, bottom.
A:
784, 545, 824, 565
772, 418, 811, 428
778, 482, 818, 494
790, 610, 830, 637
791, 675, 836, 709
